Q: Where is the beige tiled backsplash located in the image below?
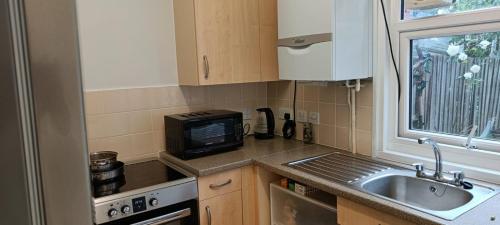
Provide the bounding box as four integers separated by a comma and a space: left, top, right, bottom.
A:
267, 80, 373, 156
85, 83, 267, 161
85, 80, 374, 161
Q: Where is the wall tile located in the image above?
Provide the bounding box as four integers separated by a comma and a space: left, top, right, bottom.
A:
335, 126, 349, 150
256, 98, 267, 108
242, 83, 258, 100
278, 100, 290, 108
150, 86, 190, 108
187, 86, 207, 105
303, 85, 319, 102
256, 83, 268, 99
335, 105, 349, 128
356, 106, 372, 132
128, 88, 154, 110
128, 111, 153, 134
312, 124, 320, 144
88, 135, 132, 161
357, 81, 373, 107
129, 132, 155, 156
85, 89, 129, 115
151, 108, 173, 131
319, 103, 335, 125
87, 113, 129, 139
153, 130, 165, 152
356, 130, 372, 156
208, 85, 227, 107
303, 101, 319, 113
319, 83, 335, 103
267, 81, 279, 98
224, 85, 243, 105
295, 122, 304, 141
169, 86, 190, 107
295, 83, 304, 102
277, 81, 291, 100
335, 85, 348, 105
318, 125, 335, 147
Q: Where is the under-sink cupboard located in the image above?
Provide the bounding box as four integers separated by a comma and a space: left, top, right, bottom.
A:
195, 164, 419, 225
337, 197, 416, 225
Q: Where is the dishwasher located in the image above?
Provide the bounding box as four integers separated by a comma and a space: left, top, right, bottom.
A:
270, 182, 338, 225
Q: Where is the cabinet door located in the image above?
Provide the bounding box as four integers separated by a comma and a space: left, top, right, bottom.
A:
337, 197, 415, 225
259, 0, 279, 81
194, 0, 261, 85
199, 191, 243, 225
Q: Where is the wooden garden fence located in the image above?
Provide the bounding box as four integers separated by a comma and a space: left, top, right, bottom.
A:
414, 54, 500, 138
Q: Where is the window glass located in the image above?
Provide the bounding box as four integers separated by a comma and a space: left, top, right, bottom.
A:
409, 31, 500, 142
403, 0, 500, 20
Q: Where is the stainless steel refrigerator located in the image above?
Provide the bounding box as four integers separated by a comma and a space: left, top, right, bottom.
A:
1, 0, 93, 224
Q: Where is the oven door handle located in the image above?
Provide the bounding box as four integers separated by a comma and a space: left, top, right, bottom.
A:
131, 208, 192, 225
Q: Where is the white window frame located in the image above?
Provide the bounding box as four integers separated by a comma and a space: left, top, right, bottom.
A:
373, 0, 500, 184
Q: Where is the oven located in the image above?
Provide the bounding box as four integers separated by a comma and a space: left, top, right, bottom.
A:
99, 200, 198, 225
92, 160, 199, 225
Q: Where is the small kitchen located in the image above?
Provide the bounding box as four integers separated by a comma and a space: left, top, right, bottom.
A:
3, 0, 500, 225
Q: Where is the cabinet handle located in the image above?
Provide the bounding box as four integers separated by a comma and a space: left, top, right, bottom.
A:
209, 179, 232, 189
205, 206, 212, 225
203, 55, 209, 79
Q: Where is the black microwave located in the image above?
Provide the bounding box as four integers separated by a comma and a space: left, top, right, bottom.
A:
164, 110, 244, 160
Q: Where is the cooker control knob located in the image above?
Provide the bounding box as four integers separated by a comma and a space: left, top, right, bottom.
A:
121, 205, 131, 214
108, 208, 118, 217
149, 198, 158, 207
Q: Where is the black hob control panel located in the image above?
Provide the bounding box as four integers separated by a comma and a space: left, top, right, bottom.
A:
132, 196, 147, 213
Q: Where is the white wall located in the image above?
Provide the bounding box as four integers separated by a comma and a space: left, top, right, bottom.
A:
77, 0, 178, 90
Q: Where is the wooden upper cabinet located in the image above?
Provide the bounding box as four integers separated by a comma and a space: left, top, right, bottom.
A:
173, 0, 279, 85
259, 0, 279, 81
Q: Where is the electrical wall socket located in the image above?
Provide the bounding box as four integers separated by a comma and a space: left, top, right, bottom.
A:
278, 107, 292, 120
296, 110, 308, 122
308, 112, 320, 125
242, 108, 251, 120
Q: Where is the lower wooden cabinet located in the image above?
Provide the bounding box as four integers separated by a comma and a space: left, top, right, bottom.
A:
199, 191, 243, 225
197, 166, 257, 225
196, 167, 418, 225
337, 197, 416, 225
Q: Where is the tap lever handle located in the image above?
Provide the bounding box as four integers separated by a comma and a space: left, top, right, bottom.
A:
462, 181, 473, 190
450, 171, 465, 181
412, 163, 424, 172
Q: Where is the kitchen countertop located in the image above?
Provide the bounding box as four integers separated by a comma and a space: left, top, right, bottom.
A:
160, 136, 500, 225
160, 136, 306, 176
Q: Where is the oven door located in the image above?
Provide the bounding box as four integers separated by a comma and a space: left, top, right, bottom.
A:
99, 200, 198, 225
131, 208, 191, 225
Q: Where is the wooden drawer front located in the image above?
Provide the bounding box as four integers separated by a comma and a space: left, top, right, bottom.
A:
198, 168, 242, 200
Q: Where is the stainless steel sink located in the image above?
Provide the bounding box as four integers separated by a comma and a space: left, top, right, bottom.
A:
286, 152, 499, 221
357, 171, 497, 220
361, 175, 473, 211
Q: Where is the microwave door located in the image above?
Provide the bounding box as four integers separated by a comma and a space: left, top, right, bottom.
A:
186, 119, 236, 148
